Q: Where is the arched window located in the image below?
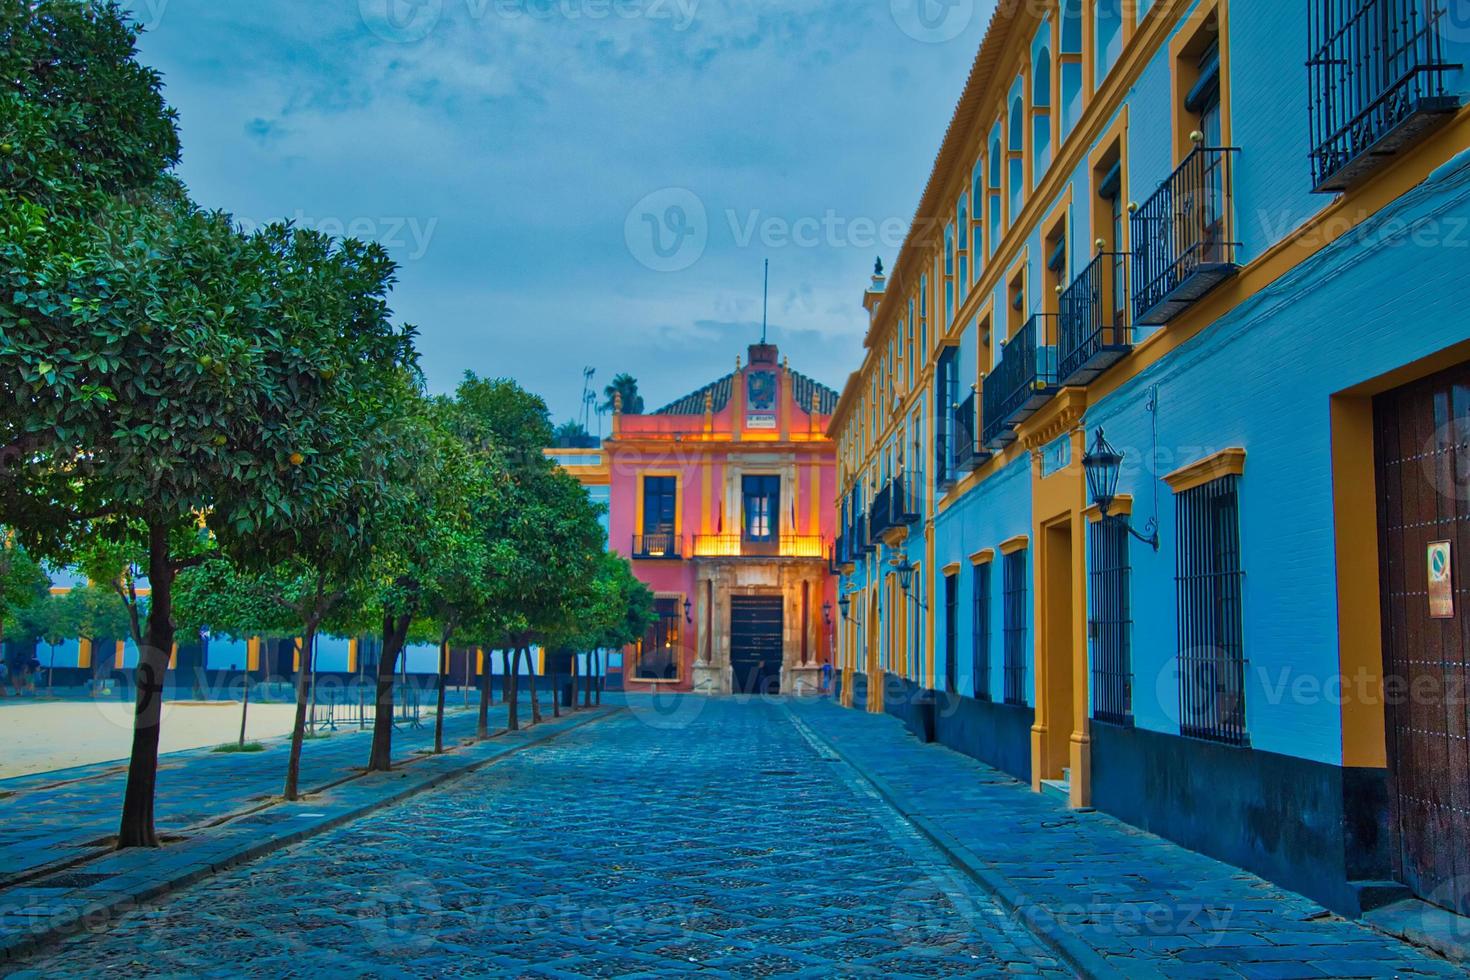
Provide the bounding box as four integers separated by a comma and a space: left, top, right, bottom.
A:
971, 159, 985, 278
988, 127, 1003, 254
1008, 93, 1025, 220
1060, 0, 1084, 137
955, 195, 969, 302
1033, 45, 1053, 186
1095, 0, 1123, 87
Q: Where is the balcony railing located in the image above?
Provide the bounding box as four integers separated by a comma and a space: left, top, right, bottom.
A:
854, 513, 874, 554
1131, 146, 1241, 326
952, 392, 990, 473
891, 475, 921, 525
689, 534, 828, 559
981, 314, 1060, 450
1059, 251, 1133, 386
1308, 0, 1461, 193
832, 534, 848, 573
632, 533, 681, 560
869, 482, 895, 540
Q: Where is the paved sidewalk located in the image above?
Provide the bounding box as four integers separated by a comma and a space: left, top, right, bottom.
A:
0, 693, 540, 883
788, 699, 1464, 979
0, 704, 618, 964
6, 697, 1069, 978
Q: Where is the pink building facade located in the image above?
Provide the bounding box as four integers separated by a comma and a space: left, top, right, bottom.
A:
598, 343, 840, 695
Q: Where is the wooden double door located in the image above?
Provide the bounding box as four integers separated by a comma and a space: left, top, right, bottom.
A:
730, 595, 784, 695
1375, 362, 1470, 914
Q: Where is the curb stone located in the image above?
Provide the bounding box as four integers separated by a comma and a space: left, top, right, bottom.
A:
783, 705, 1120, 980
0, 707, 621, 966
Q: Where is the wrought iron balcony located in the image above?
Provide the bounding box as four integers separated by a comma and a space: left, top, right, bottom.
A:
981, 314, 1060, 450
1059, 251, 1133, 386
1131, 146, 1241, 326
689, 535, 827, 559
869, 483, 895, 540
952, 392, 991, 473
831, 534, 848, 574
854, 513, 874, 554
1309, 0, 1461, 193
891, 474, 922, 525
632, 533, 681, 560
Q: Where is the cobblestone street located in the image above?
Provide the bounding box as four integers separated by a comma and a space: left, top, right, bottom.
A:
9, 698, 1069, 978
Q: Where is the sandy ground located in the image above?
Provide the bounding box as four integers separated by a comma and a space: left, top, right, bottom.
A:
0, 700, 304, 780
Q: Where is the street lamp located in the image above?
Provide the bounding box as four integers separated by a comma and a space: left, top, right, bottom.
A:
683, 598, 693, 624
837, 593, 851, 621
822, 602, 832, 626
890, 552, 927, 609
1082, 428, 1160, 551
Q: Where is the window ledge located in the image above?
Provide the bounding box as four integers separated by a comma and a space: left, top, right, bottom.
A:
1164, 448, 1246, 494
999, 534, 1030, 555
1084, 494, 1134, 523
970, 548, 996, 565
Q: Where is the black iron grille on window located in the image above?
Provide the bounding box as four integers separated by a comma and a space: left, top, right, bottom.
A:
973, 562, 992, 702
1175, 475, 1247, 745
1002, 551, 1028, 706
1308, 0, 1460, 193
1088, 518, 1133, 724
944, 573, 959, 694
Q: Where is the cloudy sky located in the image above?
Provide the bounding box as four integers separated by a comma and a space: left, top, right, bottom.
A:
125, 0, 993, 426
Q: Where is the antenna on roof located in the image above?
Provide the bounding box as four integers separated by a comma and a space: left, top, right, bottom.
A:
761, 258, 769, 345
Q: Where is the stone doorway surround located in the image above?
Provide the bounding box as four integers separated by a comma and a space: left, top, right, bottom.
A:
691, 557, 827, 696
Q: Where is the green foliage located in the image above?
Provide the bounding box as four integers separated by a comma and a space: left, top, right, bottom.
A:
212, 742, 264, 754
0, 537, 49, 636
600, 372, 644, 415
0, 0, 181, 206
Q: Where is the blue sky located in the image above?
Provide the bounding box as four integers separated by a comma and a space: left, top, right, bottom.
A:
126, 0, 993, 426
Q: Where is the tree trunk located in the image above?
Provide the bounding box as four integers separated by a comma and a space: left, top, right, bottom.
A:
0, 619, 7, 698
434, 639, 450, 754
476, 650, 492, 740
595, 650, 603, 706
506, 647, 521, 732
283, 629, 318, 802
572, 653, 580, 710
500, 649, 511, 705
526, 645, 542, 724
582, 652, 593, 708
367, 612, 412, 772
117, 520, 176, 849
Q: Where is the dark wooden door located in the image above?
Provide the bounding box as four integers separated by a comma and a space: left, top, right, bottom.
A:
730, 596, 784, 695
1375, 362, 1470, 915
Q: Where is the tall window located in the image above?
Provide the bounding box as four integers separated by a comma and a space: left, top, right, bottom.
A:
1003, 550, 1028, 706
1097, 156, 1127, 324
637, 597, 681, 681
1033, 44, 1053, 184
988, 130, 1004, 252
944, 572, 959, 694
642, 477, 676, 534
1175, 476, 1246, 744
944, 223, 956, 327
641, 477, 677, 557
742, 475, 780, 542
1089, 519, 1132, 723
956, 197, 970, 303
1008, 94, 1025, 220
1096, 0, 1123, 86
973, 562, 992, 701
935, 348, 958, 482
1186, 39, 1227, 263
971, 161, 985, 276
1060, 0, 1084, 136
